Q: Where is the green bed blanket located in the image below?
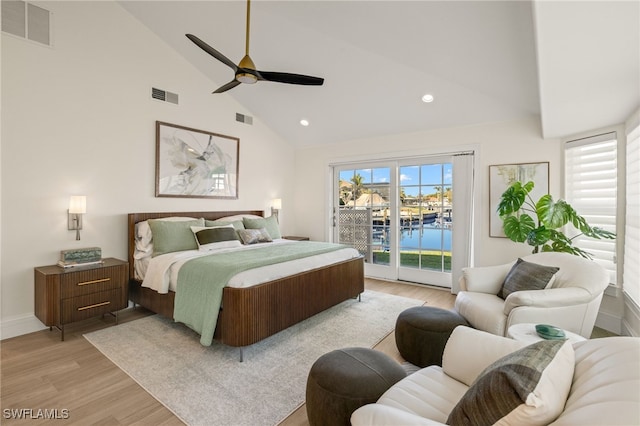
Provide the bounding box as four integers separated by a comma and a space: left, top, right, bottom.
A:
174, 241, 348, 346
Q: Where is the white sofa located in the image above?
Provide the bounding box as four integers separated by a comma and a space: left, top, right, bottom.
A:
454, 252, 609, 338
352, 326, 640, 426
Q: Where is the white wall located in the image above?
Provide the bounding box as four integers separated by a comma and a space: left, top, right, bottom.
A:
1, 2, 295, 337
292, 116, 628, 333
292, 116, 561, 267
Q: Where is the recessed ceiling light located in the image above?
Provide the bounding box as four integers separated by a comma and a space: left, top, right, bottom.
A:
300, 119, 310, 126
422, 94, 434, 103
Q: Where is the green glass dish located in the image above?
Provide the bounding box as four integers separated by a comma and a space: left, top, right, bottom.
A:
535, 324, 566, 340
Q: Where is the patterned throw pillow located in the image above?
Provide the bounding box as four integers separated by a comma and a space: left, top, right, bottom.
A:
243, 215, 282, 239
191, 225, 242, 251
446, 339, 575, 426
237, 228, 273, 245
499, 258, 559, 300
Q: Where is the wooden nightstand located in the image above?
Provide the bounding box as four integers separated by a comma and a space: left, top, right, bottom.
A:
283, 236, 310, 241
34, 258, 128, 340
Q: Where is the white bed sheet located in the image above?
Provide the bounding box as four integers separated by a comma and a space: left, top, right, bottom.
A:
139, 239, 360, 293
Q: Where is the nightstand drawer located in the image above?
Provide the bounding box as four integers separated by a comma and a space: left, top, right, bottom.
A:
60, 265, 124, 298
61, 289, 122, 323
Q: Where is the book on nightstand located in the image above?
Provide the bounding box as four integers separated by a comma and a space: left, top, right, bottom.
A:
58, 247, 103, 268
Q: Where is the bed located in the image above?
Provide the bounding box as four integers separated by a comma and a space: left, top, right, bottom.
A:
127, 210, 364, 354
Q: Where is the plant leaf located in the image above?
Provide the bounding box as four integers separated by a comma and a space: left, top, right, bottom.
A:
522, 181, 535, 194
503, 214, 536, 243
527, 226, 551, 246
583, 226, 617, 240
536, 195, 570, 229
497, 182, 527, 216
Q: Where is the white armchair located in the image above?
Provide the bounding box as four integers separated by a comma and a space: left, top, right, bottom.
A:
454, 252, 609, 338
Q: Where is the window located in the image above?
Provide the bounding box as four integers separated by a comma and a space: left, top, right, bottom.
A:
565, 132, 617, 284
624, 121, 640, 305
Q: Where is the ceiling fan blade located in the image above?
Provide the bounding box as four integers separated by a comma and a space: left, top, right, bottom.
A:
186, 34, 238, 72
213, 79, 242, 94
257, 71, 324, 86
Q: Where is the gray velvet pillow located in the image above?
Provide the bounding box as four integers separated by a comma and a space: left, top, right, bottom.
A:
499, 258, 559, 300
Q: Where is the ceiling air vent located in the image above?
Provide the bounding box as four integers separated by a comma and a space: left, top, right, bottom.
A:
236, 113, 253, 125
151, 87, 179, 105
2, 0, 52, 46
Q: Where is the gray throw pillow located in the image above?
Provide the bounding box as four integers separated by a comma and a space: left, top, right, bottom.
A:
499, 258, 559, 300
447, 339, 574, 425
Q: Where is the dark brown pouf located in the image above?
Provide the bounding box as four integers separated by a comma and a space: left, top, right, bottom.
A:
395, 306, 469, 367
305, 347, 406, 426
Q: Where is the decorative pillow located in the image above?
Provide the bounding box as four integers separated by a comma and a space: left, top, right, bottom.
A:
204, 219, 245, 231
147, 218, 204, 257
499, 258, 559, 300
134, 217, 198, 260
191, 225, 242, 251
237, 228, 273, 245
243, 215, 281, 239
446, 339, 575, 426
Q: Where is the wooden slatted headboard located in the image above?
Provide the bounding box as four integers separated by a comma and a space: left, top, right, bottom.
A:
127, 210, 264, 282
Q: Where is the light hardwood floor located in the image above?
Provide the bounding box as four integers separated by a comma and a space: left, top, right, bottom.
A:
0, 279, 455, 425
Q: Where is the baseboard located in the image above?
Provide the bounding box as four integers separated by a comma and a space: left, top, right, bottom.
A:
622, 292, 640, 337
0, 314, 47, 340
595, 310, 622, 335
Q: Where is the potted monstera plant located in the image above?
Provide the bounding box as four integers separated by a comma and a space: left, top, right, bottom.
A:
497, 181, 615, 259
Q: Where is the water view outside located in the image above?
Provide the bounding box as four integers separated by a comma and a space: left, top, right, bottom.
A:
338, 163, 452, 273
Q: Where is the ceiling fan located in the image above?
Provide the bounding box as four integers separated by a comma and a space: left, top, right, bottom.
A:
186, 0, 324, 94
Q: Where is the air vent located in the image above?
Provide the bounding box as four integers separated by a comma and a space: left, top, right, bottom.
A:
236, 113, 253, 125
151, 87, 179, 105
2, 0, 52, 46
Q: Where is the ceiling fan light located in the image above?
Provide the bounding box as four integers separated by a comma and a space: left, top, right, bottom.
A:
236, 73, 258, 84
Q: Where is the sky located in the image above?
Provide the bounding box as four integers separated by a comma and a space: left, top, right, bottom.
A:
339, 163, 453, 198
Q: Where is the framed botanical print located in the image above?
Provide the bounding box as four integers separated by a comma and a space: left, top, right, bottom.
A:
155, 121, 239, 199
489, 162, 549, 237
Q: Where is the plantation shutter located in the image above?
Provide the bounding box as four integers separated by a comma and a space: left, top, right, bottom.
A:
624, 120, 640, 305
565, 132, 617, 284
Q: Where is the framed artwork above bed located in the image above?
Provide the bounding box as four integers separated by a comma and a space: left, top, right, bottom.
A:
155, 121, 239, 199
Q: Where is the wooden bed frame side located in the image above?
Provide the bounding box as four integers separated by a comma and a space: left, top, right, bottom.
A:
127, 211, 365, 348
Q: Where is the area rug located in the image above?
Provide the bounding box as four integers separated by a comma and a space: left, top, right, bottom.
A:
84, 290, 423, 426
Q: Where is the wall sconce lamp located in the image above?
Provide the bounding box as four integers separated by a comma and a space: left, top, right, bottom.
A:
271, 198, 282, 223
68, 196, 86, 240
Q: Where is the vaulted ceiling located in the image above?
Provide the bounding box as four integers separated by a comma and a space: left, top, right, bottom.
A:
119, 1, 639, 147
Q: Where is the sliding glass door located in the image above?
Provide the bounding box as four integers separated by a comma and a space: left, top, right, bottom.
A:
397, 160, 452, 286
333, 156, 454, 287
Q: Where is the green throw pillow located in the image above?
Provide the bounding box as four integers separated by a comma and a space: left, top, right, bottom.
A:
447, 339, 574, 426
499, 258, 559, 300
148, 218, 204, 257
204, 219, 245, 231
243, 215, 281, 239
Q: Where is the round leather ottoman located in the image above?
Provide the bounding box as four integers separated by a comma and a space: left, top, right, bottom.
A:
395, 306, 469, 367
306, 347, 406, 426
